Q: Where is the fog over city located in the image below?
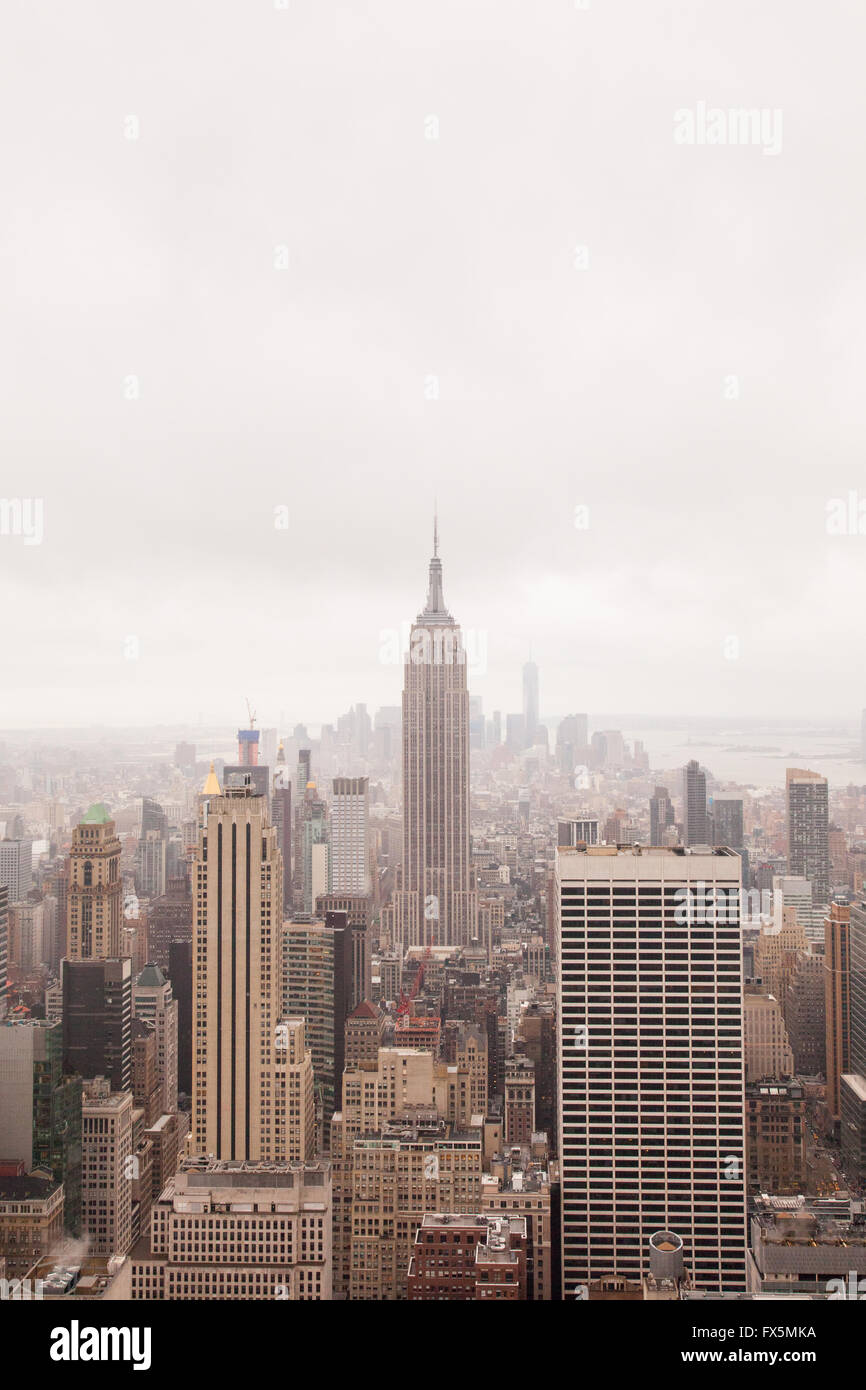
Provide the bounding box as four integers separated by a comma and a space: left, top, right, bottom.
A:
3, 0, 866, 727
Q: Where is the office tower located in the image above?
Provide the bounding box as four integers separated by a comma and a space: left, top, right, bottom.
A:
786, 767, 830, 904
490, 709, 502, 747
0, 1173, 64, 1280
522, 659, 539, 748
558, 818, 599, 849
383, 523, 477, 950
825, 899, 851, 1125
408, 1213, 528, 1300
344, 1000, 382, 1070
556, 714, 588, 776
66, 805, 122, 960
192, 787, 284, 1161
294, 781, 328, 918
0, 838, 32, 905
168, 938, 192, 1096
515, 1003, 556, 1152
131, 1158, 332, 1300
316, 894, 372, 1008
146, 875, 191, 971
712, 798, 744, 849
132, 1018, 162, 1126
237, 716, 259, 766
743, 985, 794, 1082
271, 744, 292, 910
274, 1017, 316, 1161
8, 901, 44, 971
785, 953, 826, 1075
329, 777, 369, 895
649, 787, 676, 845
505, 713, 526, 751
61, 956, 132, 1092
283, 913, 353, 1139
745, 1081, 806, 1194
174, 741, 196, 770
683, 760, 710, 845
773, 874, 826, 947
0, 1018, 82, 1235
591, 729, 625, 769
0, 884, 6, 1019
80, 1077, 133, 1257
133, 963, 179, 1116
504, 1056, 536, 1145
261, 727, 278, 769
557, 844, 747, 1294
138, 831, 166, 901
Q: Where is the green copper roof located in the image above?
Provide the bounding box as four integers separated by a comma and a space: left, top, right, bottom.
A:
81, 802, 111, 824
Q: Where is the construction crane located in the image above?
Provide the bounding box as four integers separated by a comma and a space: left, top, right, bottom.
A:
245, 697, 257, 730
397, 944, 432, 1017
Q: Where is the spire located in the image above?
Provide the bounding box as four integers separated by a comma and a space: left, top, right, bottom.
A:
418, 515, 452, 623
202, 761, 221, 796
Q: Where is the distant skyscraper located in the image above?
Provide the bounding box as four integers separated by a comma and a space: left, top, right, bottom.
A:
192, 787, 286, 1161
649, 786, 675, 844
272, 744, 293, 909
0, 838, 32, 905
862, 709, 866, 762
383, 522, 477, 950
786, 768, 830, 904
522, 659, 539, 748
556, 714, 588, 775
557, 844, 747, 1293
66, 804, 122, 960
0, 884, 7, 1019
683, 760, 710, 846
330, 777, 370, 895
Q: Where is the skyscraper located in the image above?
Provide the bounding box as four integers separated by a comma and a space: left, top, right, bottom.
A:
557, 844, 747, 1293
683, 760, 709, 846
62, 956, 132, 1092
786, 767, 830, 904
192, 786, 285, 1161
383, 522, 477, 950
66, 804, 122, 960
329, 776, 370, 895
0, 838, 32, 905
649, 786, 675, 845
522, 659, 539, 748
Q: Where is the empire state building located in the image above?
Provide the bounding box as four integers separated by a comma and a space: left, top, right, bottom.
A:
383, 524, 478, 950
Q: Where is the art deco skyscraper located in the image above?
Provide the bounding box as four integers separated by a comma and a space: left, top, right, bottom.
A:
383, 523, 477, 950
192, 785, 285, 1161
557, 844, 747, 1294
66, 804, 122, 959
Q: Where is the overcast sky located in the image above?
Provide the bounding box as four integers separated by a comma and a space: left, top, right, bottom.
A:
2, 0, 865, 729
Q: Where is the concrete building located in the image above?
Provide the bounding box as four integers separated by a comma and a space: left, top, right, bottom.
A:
0, 839, 32, 906
557, 844, 747, 1294
504, 1056, 536, 1146
131, 1158, 332, 1300
683, 761, 709, 846
482, 1166, 552, 1300
283, 914, 353, 1142
744, 986, 794, 1082
80, 1077, 134, 1258
0, 1019, 82, 1235
408, 1212, 527, 1300
0, 1174, 64, 1280
747, 1194, 866, 1294
745, 1080, 807, 1194
824, 899, 851, 1125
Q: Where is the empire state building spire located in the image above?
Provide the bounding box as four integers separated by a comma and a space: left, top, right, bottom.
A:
418, 510, 453, 623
